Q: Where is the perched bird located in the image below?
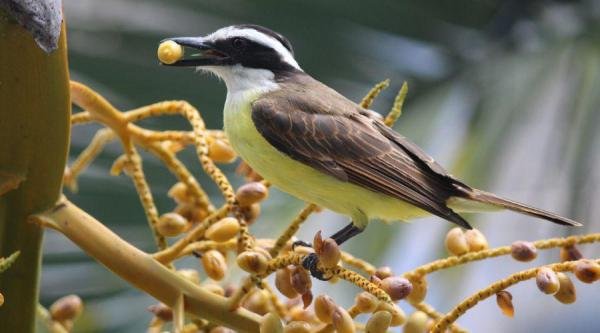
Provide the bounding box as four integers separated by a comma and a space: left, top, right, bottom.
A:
160, 25, 580, 277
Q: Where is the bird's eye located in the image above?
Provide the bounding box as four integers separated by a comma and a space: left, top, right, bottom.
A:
232, 38, 246, 49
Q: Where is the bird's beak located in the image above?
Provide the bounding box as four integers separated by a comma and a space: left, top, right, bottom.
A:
159, 37, 229, 67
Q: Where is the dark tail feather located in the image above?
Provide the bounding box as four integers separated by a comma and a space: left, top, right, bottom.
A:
463, 188, 582, 226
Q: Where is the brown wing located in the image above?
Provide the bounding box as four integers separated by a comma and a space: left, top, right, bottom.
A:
251, 93, 472, 229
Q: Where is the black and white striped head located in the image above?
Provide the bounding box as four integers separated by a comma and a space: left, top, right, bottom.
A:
161, 25, 300, 75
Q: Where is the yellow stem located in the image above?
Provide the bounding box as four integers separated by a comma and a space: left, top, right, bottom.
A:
33, 198, 261, 332
431, 259, 599, 332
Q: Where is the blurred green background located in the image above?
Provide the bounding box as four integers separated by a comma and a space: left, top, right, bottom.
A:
41, 0, 600, 332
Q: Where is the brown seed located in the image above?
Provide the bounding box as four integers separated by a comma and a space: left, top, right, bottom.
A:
201, 250, 227, 281
301, 290, 313, 309
168, 182, 190, 203
49, 295, 83, 322
0, 292, 3, 307
354, 292, 379, 313
260, 312, 284, 333
573, 259, 600, 283
288, 306, 317, 323
275, 267, 299, 299
236, 251, 268, 274
332, 306, 355, 333
510, 241, 537, 262
560, 245, 583, 262
403, 311, 428, 333
147, 303, 173, 321
496, 290, 514, 318
313, 231, 324, 254
365, 310, 392, 333
314, 294, 336, 323
465, 229, 488, 251
174, 203, 208, 223
376, 302, 406, 326
157, 40, 184, 64
208, 139, 237, 163
374, 266, 393, 279
157, 212, 188, 237
236, 182, 268, 207
240, 203, 261, 225
317, 238, 341, 268
445, 227, 469, 256
554, 272, 576, 304
178, 269, 200, 285
290, 266, 312, 295
380, 276, 413, 301
205, 217, 240, 242
243, 290, 271, 315
536, 267, 560, 295
283, 321, 311, 333
406, 275, 427, 305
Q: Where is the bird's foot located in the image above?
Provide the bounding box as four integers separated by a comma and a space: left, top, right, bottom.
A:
291, 239, 312, 250
302, 253, 330, 281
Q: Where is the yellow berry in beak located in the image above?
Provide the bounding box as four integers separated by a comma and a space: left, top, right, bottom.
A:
157, 40, 184, 64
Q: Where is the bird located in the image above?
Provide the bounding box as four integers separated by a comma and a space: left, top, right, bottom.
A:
159, 24, 580, 277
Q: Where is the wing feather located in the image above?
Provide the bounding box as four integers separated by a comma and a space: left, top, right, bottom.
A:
251, 86, 471, 229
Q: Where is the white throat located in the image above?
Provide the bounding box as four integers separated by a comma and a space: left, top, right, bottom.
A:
202, 65, 280, 95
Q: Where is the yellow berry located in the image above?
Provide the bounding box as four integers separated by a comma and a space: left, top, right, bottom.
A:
403, 311, 428, 333
201, 250, 227, 281
465, 229, 488, 251
157, 40, 184, 64
365, 310, 392, 333
380, 276, 412, 301
445, 227, 469, 256
554, 272, 576, 304
317, 238, 341, 268
260, 312, 284, 333
314, 294, 336, 323
0, 292, 4, 307
496, 290, 514, 317
236, 251, 268, 274
208, 139, 237, 163
510, 241, 537, 262
243, 289, 271, 315
157, 212, 188, 237
206, 217, 240, 242
50, 295, 84, 322
573, 259, 600, 283
275, 267, 299, 299
290, 266, 312, 295
147, 303, 172, 321
168, 182, 190, 204
354, 292, 379, 314
374, 266, 393, 279
560, 245, 583, 262
332, 306, 355, 333
536, 267, 560, 295
236, 182, 269, 207
376, 302, 406, 326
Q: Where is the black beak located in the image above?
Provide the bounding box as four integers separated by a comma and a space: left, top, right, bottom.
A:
159, 37, 229, 67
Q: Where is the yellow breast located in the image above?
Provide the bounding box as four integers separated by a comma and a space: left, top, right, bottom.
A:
222, 90, 428, 227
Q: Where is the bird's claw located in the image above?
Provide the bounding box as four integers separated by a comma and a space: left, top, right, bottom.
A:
291, 239, 312, 250
302, 253, 330, 281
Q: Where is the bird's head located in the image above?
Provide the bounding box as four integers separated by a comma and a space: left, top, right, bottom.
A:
160, 25, 300, 91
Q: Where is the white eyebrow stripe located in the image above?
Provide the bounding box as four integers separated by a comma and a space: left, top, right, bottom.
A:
206, 26, 301, 70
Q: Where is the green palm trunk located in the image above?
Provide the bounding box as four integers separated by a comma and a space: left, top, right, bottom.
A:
0, 10, 70, 332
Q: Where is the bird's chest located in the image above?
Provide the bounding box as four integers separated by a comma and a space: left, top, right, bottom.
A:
223, 91, 286, 175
